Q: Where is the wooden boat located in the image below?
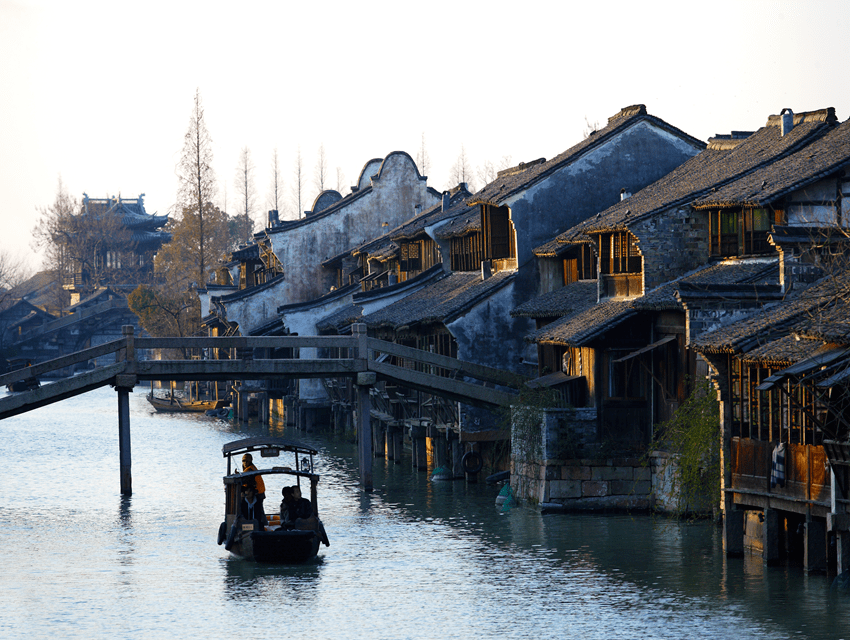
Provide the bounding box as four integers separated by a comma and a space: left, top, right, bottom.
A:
146, 392, 229, 413
218, 437, 330, 563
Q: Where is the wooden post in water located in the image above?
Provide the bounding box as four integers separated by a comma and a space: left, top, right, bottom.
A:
116, 325, 137, 496
353, 324, 373, 491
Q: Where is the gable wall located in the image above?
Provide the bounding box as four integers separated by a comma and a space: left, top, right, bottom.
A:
269, 153, 439, 308
509, 120, 703, 298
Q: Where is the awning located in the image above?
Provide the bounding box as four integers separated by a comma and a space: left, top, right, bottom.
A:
527, 371, 582, 388
613, 335, 677, 363
755, 347, 850, 391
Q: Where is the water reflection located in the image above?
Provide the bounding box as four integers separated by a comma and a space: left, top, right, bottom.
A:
222, 557, 323, 603
1, 388, 848, 639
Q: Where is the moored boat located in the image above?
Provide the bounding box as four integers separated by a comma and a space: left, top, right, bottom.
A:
218, 437, 329, 563
146, 392, 229, 413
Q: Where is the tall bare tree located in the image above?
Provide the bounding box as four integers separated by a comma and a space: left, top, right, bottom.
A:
291, 146, 305, 219
416, 132, 431, 177
234, 146, 257, 243
335, 166, 347, 195
313, 143, 328, 195
449, 144, 475, 192
176, 88, 217, 287
32, 177, 133, 300
268, 147, 285, 218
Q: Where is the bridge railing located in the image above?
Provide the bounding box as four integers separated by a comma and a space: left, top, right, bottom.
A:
1, 325, 523, 409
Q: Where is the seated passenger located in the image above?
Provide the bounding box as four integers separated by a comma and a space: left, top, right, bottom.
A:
240, 481, 267, 531
280, 486, 296, 529
291, 485, 313, 521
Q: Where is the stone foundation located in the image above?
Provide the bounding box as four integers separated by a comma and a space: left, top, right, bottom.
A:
512, 457, 652, 511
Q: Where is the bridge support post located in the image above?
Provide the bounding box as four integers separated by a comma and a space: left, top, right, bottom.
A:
353, 324, 374, 491
116, 326, 136, 496
355, 376, 374, 491
117, 386, 132, 495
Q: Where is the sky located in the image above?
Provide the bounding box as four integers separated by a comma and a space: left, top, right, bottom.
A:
1, 0, 848, 274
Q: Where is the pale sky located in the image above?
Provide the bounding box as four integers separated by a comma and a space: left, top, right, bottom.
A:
1, 0, 848, 273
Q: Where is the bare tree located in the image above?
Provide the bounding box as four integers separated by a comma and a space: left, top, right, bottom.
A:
32, 177, 134, 299
268, 147, 284, 215
477, 160, 497, 188
416, 132, 430, 177
313, 143, 328, 194
234, 146, 257, 243
449, 144, 475, 192
32, 176, 78, 289
176, 88, 217, 287
335, 166, 347, 195
291, 146, 305, 219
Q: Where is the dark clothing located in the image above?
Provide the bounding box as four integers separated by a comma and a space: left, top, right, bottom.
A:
241, 494, 267, 530
293, 497, 313, 520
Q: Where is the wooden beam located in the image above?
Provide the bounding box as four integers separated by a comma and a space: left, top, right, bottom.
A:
368, 360, 517, 408
0, 338, 126, 388
135, 335, 356, 351
0, 363, 126, 419
366, 338, 525, 388
134, 358, 365, 381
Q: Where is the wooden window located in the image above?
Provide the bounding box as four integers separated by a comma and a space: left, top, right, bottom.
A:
482, 205, 514, 260
450, 233, 482, 271
600, 232, 640, 274
563, 245, 597, 285
710, 208, 783, 257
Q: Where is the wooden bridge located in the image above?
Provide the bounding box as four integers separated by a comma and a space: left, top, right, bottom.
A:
0, 324, 523, 492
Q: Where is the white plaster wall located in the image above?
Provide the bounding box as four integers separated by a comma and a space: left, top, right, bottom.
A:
281, 291, 355, 403
222, 277, 287, 335
268, 152, 439, 307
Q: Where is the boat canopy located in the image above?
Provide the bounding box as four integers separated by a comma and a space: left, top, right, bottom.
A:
222, 437, 318, 458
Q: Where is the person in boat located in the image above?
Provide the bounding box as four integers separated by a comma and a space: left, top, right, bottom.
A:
241, 454, 267, 530
240, 481, 268, 530
241, 453, 266, 507
291, 485, 313, 521
280, 486, 296, 529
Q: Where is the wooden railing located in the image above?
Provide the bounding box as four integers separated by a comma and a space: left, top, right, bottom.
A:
0, 325, 524, 419
730, 437, 831, 505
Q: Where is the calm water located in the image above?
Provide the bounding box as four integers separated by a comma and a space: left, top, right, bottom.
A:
1, 386, 848, 639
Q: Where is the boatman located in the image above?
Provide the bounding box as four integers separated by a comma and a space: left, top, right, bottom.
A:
241, 453, 267, 529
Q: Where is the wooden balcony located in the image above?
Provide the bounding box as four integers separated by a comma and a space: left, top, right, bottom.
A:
601, 273, 642, 298
730, 437, 830, 507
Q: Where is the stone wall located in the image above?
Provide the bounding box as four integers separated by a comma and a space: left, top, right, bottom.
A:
512, 455, 652, 511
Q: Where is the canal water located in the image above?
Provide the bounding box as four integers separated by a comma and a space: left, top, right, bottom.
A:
1, 386, 848, 639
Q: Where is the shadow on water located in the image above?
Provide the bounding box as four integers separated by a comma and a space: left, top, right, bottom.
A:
221, 557, 323, 603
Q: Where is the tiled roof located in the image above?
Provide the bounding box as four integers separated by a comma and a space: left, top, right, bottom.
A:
693, 113, 850, 209
467, 105, 704, 210
633, 259, 780, 311
545, 110, 836, 249
526, 298, 636, 347
353, 185, 474, 257
795, 301, 850, 344
533, 235, 593, 258
510, 280, 597, 319
692, 270, 850, 354
316, 304, 364, 333
360, 270, 514, 329
741, 334, 823, 366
